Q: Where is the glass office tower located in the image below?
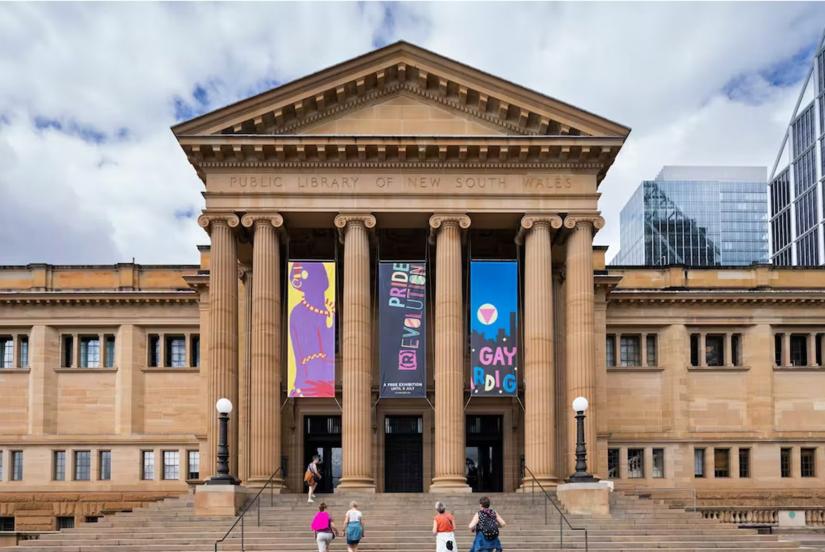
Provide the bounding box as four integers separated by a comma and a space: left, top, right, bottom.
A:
769, 31, 825, 266
613, 166, 769, 266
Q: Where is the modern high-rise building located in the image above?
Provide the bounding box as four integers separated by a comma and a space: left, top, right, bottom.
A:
612, 166, 769, 266
769, 31, 825, 266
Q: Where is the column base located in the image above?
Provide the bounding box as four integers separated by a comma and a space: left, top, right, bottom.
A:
245, 477, 285, 493
336, 477, 376, 493
517, 475, 559, 493
429, 476, 472, 493
556, 482, 612, 516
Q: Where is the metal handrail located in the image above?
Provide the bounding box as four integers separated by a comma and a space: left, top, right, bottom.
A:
522, 465, 588, 551
214, 468, 283, 552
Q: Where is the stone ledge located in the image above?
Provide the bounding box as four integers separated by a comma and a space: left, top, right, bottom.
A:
141, 367, 201, 373
607, 366, 664, 373
687, 366, 751, 372
54, 368, 118, 373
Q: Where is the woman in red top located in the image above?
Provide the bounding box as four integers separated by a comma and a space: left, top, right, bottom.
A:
432, 501, 458, 552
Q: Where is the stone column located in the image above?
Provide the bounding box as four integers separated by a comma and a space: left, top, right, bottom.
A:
699, 333, 707, 367
808, 333, 817, 367
242, 213, 284, 486
335, 213, 377, 491
520, 214, 562, 487
724, 334, 733, 367
782, 333, 791, 367
429, 214, 471, 493
198, 212, 240, 478
563, 214, 604, 477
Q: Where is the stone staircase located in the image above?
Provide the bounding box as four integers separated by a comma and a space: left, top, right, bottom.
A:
6, 490, 810, 551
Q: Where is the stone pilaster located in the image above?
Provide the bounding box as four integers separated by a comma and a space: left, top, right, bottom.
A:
198, 212, 240, 478
563, 214, 604, 477
519, 214, 562, 487
335, 213, 377, 491
429, 213, 472, 493
242, 213, 285, 486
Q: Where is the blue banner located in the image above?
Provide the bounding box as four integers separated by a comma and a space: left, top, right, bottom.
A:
378, 261, 427, 398
470, 261, 518, 396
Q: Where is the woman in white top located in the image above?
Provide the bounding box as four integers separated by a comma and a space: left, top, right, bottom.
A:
343, 501, 364, 552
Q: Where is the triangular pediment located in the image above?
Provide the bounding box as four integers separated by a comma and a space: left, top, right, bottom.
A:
297, 92, 508, 135
172, 41, 630, 139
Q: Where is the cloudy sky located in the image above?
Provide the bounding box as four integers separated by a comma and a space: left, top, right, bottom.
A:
1, 2, 823, 265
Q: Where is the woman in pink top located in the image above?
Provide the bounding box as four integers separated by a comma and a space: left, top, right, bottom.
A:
311, 502, 338, 552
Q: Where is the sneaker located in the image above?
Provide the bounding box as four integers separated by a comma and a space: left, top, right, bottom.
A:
308, 498, 314, 503
311, 494, 317, 499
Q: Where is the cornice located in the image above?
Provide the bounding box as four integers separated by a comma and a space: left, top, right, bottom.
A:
608, 289, 825, 305
0, 290, 198, 306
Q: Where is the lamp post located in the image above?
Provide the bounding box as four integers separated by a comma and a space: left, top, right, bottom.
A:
568, 396, 598, 483
206, 398, 240, 485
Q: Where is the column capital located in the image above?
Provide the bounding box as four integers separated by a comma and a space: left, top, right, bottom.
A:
428, 213, 471, 230
520, 213, 564, 231
333, 212, 377, 230
197, 211, 240, 232
563, 213, 605, 232
240, 212, 284, 229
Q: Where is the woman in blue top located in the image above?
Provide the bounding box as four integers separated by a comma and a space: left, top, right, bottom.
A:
343, 500, 364, 552
468, 496, 506, 552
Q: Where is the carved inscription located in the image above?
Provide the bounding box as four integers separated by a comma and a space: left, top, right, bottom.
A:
217, 173, 577, 195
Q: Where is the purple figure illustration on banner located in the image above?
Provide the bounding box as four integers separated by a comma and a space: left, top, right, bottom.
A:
287, 261, 336, 398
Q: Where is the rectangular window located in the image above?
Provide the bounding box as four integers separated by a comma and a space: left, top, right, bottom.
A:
646, 335, 657, 366
53, 450, 66, 481
705, 335, 724, 366
0, 336, 13, 368
148, 335, 160, 367
0, 517, 14, 531
714, 448, 730, 478
10, 450, 23, 481
73, 450, 91, 481
56, 516, 74, 530
694, 448, 705, 478
790, 335, 808, 366
628, 448, 644, 478
620, 336, 641, 367
62, 335, 74, 368
775, 334, 783, 366
18, 335, 29, 368
99, 450, 111, 481
165, 336, 186, 368
781, 447, 792, 478
104, 335, 115, 368
605, 335, 616, 367
801, 448, 816, 478
738, 448, 750, 478
79, 336, 100, 368
0, 450, 3, 480
690, 334, 699, 366
607, 448, 620, 479
190, 335, 200, 368
187, 450, 200, 480
163, 450, 180, 480
141, 451, 155, 480
731, 334, 741, 366
817, 333, 823, 367
652, 448, 665, 478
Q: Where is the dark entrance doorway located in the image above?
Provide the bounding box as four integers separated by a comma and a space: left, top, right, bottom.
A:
384, 416, 423, 492
303, 415, 342, 494
466, 415, 504, 493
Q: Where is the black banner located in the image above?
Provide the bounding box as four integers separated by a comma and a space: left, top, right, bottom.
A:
378, 261, 427, 398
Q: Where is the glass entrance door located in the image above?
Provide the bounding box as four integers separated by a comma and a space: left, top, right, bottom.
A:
304, 415, 342, 494
466, 415, 503, 493
384, 416, 423, 492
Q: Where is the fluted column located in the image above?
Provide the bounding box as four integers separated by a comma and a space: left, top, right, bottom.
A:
198, 212, 240, 478
429, 213, 471, 493
520, 214, 562, 487
335, 213, 376, 491
242, 213, 284, 486
564, 214, 604, 477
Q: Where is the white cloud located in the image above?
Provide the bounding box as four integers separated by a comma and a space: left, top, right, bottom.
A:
0, 2, 822, 264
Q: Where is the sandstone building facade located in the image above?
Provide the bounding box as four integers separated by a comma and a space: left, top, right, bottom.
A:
1, 43, 824, 531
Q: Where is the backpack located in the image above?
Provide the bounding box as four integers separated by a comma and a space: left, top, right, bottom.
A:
477, 508, 499, 540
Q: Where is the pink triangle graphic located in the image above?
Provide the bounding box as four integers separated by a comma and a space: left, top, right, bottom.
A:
480, 307, 495, 324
